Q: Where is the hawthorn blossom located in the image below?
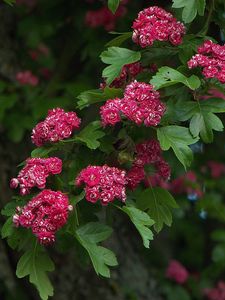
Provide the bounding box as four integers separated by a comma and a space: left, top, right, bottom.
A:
127, 139, 170, 190
16, 70, 39, 86
31, 108, 81, 146
204, 281, 225, 300
100, 81, 165, 127
75, 165, 126, 205
10, 157, 62, 195
170, 171, 203, 199
166, 260, 189, 284
85, 5, 127, 31
13, 190, 72, 245
188, 40, 225, 83
132, 6, 185, 48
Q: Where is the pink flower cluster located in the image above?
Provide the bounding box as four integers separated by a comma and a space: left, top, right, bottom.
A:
207, 161, 225, 179
85, 5, 127, 31
10, 157, 62, 195
101, 62, 143, 89
204, 281, 225, 300
13, 190, 72, 245
75, 165, 126, 205
170, 171, 202, 198
166, 260, 189, 284
16, 70, 39, 86
100, 81, 165, 127
126, 139, 171, 189
188, 40, 225, 83
132, 6, 185, 48
31, 108, 81, 147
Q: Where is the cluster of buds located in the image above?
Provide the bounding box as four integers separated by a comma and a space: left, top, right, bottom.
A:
100, 81, 165, 127
31, 108, 81, 146
188, 40, 225, 83
204, 281, 225, 300
10, 157, 62, 195
75, 165, 126, 205
16, 70, 39, 86
13, 190, 72, 245
127, 139, 170, 189
132, 6, 185, 48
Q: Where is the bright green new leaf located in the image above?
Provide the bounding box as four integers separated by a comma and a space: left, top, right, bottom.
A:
108, 0, 120, 14
77, 87, 123, 110
172, 0, 206, 23
122, 206, 155, 248
157, 126, 199, 168
76, 222, 117, 277
136, 187, 178, 233
75, 121, 105, 149
16, 245, 55, 300
150, 67, 201, 90
100, 47, 141, 85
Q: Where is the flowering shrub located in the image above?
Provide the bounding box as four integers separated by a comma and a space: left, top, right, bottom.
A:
1, 0, 225, 300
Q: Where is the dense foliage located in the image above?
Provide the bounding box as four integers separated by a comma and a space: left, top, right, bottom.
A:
1, 0, 225, 299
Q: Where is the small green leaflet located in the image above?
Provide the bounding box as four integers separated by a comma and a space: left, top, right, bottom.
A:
3, 0, 16, 5
75, 121, 105, 149
16, 244, 55, 300
106, 32, 132, 47
150, 67, 201, 90
108, 0, 120, 14
190, 112, 223, 143
1, 218, 14, 239
75, 222, 118, 277
172, 0, 206, 23
121, 205, 154, 248
77, 87, 123, 110
100, 47, 141, 85
136, 187, 178, 233
157, 125, 199, 169
31, 146, 56, 158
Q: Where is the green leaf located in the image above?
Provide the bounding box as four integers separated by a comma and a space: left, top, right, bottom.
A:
3, 0, 16, 5
190, 112, 223, 143
100, 47, 141, 85
76, 222, 117, 277
31, 147, 56, 158
157, 126, 199, 168
1, 218, 13, 239
150, 67, 201, 90
212, 244, 225, 263
77, 87, 123, 110
76, 222, 113, 243
136, 187, 178, 233
164, 285, 191, 300
172, 0, 205, 23
75, 121, 105, 149
106, 32, 132, 47
122, 205, 154, 248
16, 244, 55, 300
211, 230, 225, 243
108, 0, 120, 14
